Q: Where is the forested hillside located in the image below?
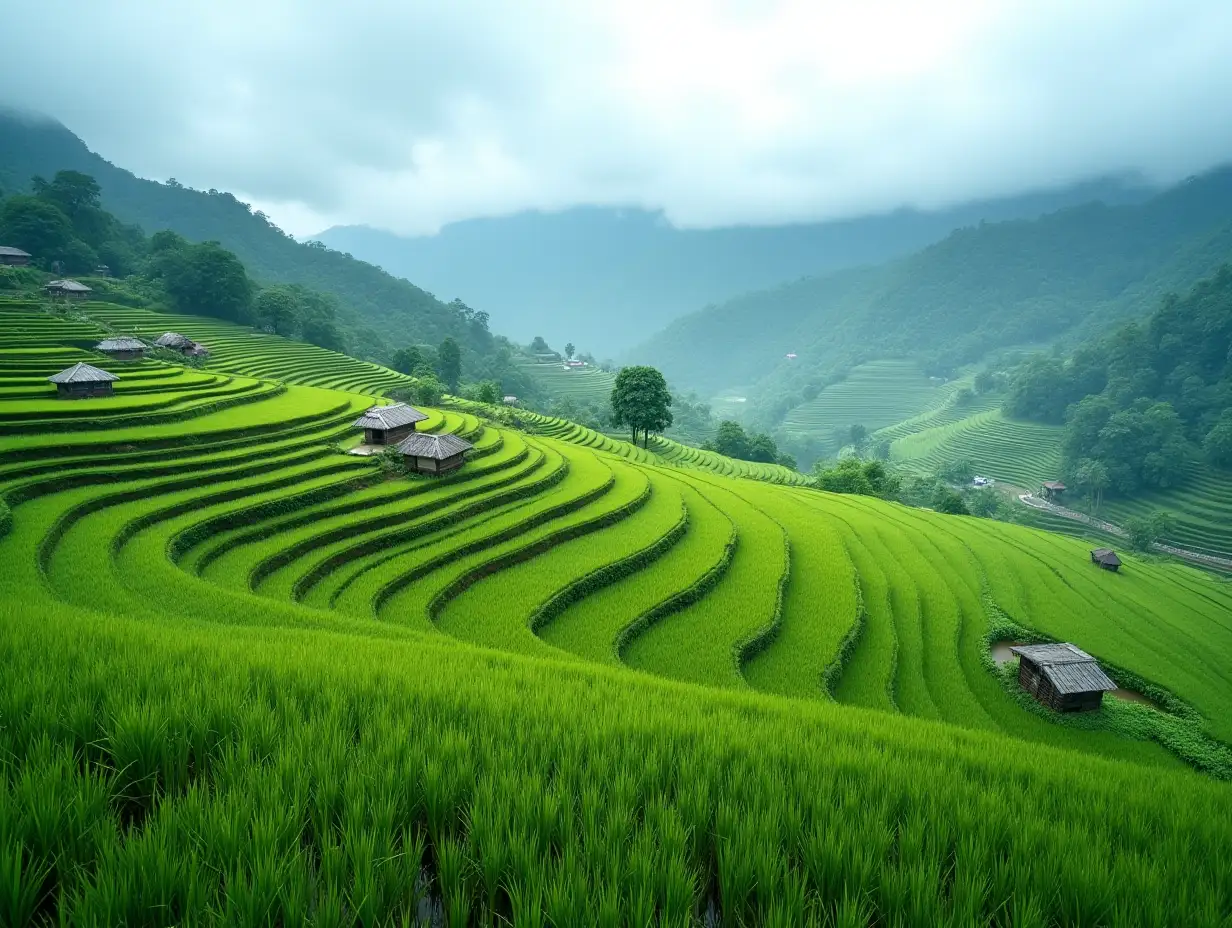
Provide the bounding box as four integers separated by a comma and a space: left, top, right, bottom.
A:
0, 108, 534, 392
319, 180, 1153, 354
635, 167, 1232, 424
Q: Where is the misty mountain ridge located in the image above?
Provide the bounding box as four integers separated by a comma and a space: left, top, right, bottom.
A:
630, 164, 1232, 426
314, 176, 1156, 354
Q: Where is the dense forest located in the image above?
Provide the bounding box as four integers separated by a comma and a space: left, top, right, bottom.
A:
635, 166, 1232, 427
1005, 266, 1232, 497
0, 109, 539, 400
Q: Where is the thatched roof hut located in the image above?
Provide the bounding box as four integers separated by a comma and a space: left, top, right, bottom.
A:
352, 403, 429, 445
95, 336, 146, 361
1009, 643, 1117, 712
48, 362, 118, 398
396, 432, 473, 474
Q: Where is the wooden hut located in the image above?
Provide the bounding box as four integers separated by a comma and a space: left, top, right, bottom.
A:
0, 246, 32, 267
396, 432, 473, 475
95, 336, 146, 361
1041, 480, 1066, 502
352, 403, 429, 445
44, 279, 92, 300
1009, 643, 1116, 712
48, 362, 118, 399
1090, 548, 1122, 572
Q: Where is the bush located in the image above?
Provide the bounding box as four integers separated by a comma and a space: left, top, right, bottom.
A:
1124, 510, 1176, 551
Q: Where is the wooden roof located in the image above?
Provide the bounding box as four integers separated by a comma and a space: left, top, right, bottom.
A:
352, 403, 429, 430
44, 279, 92, 293
154, 332, 194, 349
96, 337, 145, 352
48, 362, 119, 384
396, 432, 473, 460
1042, 481, 1067, 490
0, 245, 31, 257
1010, 643, 1116, 695
1091, 548, 1122, 566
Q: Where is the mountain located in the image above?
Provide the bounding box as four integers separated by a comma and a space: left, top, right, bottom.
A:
632, 166, 1232, 423
315, 179, 1155, 356
0, 108, 468, 364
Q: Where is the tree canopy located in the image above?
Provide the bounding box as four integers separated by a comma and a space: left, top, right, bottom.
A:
610, 366, 673, 447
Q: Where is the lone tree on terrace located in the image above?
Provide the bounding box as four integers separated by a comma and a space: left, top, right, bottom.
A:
610, 365, 672, 448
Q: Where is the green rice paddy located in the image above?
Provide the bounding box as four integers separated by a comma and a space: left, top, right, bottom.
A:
3, 303, 1232, 925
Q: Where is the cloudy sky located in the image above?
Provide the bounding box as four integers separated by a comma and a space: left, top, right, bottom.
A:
3, 0, 1232, 237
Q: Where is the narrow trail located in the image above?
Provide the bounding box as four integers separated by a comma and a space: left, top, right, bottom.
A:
1016, 493, 1232, 571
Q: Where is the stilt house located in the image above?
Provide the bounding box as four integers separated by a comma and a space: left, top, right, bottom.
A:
396, 432, 473, 475
1090, 548, 1122, 571
1009, 643, 1116, 712
352, 403, 429, 445
95, 336, 146, 361
48, 362, 118, 398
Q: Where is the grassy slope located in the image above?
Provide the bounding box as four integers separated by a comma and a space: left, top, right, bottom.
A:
2, 303, 1231, 924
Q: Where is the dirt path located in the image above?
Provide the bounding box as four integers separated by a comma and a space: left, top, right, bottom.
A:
1016, 493, 1232, 572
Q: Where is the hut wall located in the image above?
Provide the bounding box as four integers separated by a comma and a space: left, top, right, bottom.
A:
103, 350, 143, 362
57, 382, 113, 399
438, 453, 465, 473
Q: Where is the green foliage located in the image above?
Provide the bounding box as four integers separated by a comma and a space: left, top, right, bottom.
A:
564, 341, 575, 360
253, 284, 299, 335
411, 374, 445, 406
390, 344, 426, 376
150, 238, 253, 323
932, 486, 970, 515
812, 458, 901, 499
0, 194, 79, 269
1124, 510, 1177, 551
1203, 410, 1232, 466
436, 337, 462, 393
0, 496, 10, 538
610, 365, 672, 447
937, 457, 975, 484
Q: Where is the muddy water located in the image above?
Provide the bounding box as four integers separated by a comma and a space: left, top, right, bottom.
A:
990, 641, 1027, 665
1107, 688, 1155, 707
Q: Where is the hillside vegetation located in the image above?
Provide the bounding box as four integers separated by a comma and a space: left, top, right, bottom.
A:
635, 167, 1232, 424
2, 297, 1231, 923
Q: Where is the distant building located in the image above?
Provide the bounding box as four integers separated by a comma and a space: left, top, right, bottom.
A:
44, 279, 92, 300
352, 402, 429, 445
1090, 548, 1122, 572
1009, 643, 1117, 712
93, 264, 111, 277
95, 336, 146, 362
48, 362, 118, 399
0, 246, 32, 267
785, 352, 797, 359
1041, 480, 1067, 502
502, 395, 519, 405
396, 432, 473, 475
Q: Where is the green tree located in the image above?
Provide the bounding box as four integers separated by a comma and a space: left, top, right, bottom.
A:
473, 380, 501, 404
932, 486, 970, 515
813, 458, 900, 499
1203, 411, 1232, 466
1124, 510, 1176, 551
32, 170, 101, 217
437, 337, 462, 393
565, 342, 575, 360
848, 423, 868, 451
391, 345, 425, 375
412, 374, 445, 406
937, 457, 975, 485
254, 285, 300, 335
153, 240, 252, 322
1073, 458, 1110, 516
747, 433, 779, 463
711, 420, 751, 460
610, 365, 673, 447
0, 196, 77, 268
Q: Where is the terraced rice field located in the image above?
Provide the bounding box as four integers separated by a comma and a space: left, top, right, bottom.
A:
3, 301, 1232, 924
516, 357, 616, 404
783, 360, 958, 448
890, 408, 1064, 488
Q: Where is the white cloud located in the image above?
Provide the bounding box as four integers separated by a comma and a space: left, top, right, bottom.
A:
2, 0, 1232, 236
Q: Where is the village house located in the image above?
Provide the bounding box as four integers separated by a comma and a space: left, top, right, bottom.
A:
44, 279, 92, 300
48, 362, 118, 399
352, 403, 429, 445
1090, 548, 1122, 572
396, 432, 473, 475
1041, 480, 1067, 502
95, 336, 146, 362
0, 246, 32, 267
1009, 643, 1117, 712
155, 332, 210, 357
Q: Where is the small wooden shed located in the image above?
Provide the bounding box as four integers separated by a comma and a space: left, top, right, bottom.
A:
48, 362, 119, 399
1090, 548, 1122, 571
352, 403, 429, 445
396, 432, 473, 475
1041, 480, 1067, 502
44, 279, 93, 300
95, 336, 146, 361
0, 246, 32, 267
1009, 643, 1116, 712
154, 332, 208, 357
